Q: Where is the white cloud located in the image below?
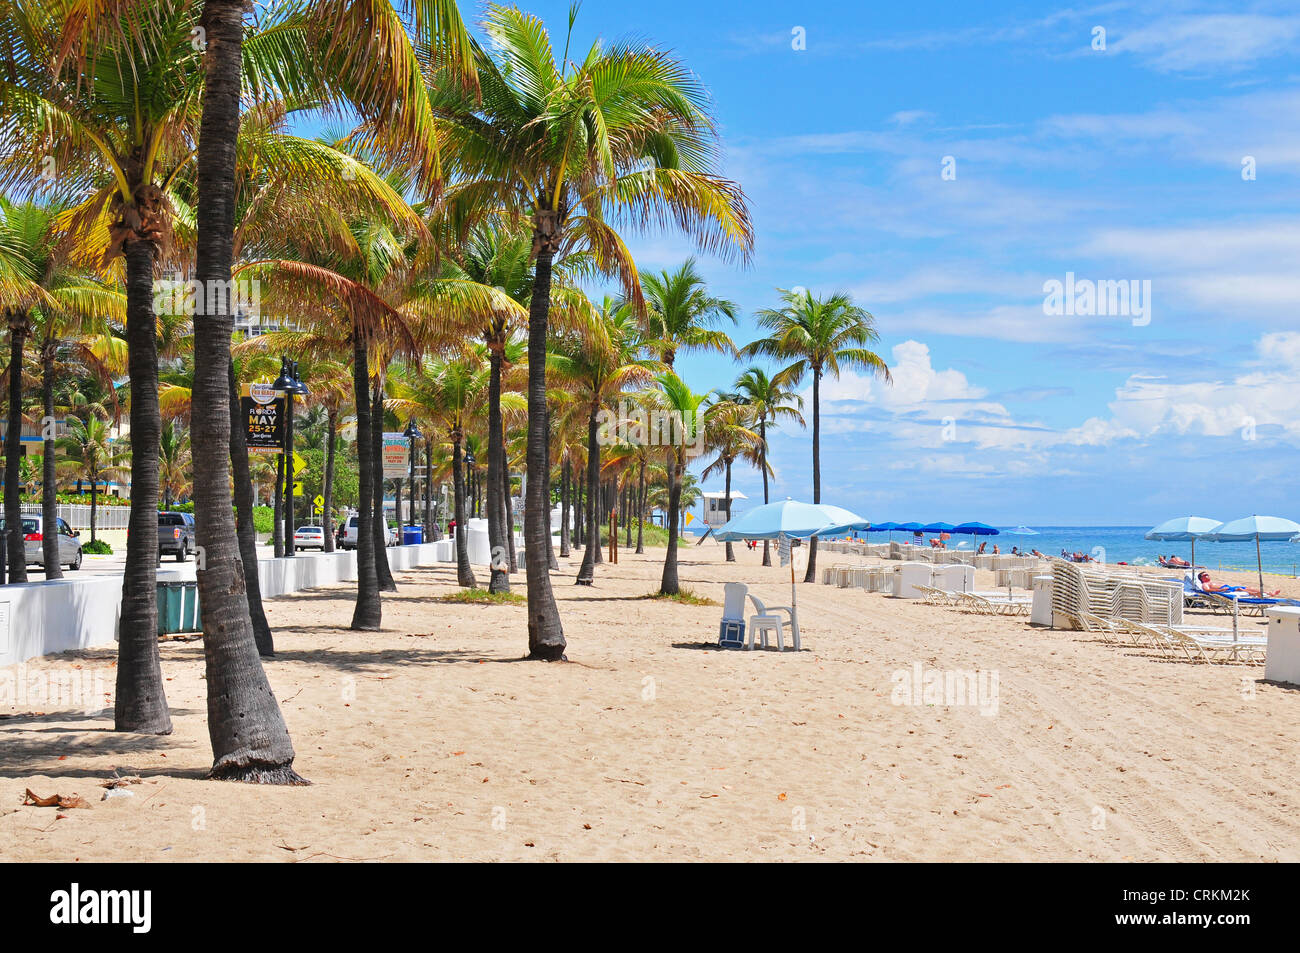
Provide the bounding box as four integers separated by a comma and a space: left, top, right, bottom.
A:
1111, 14, 1300, 72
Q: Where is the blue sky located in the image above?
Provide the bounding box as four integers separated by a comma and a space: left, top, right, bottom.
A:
497, 0, 1300, 526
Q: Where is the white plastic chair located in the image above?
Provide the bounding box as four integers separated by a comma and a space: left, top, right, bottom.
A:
746, 594, 800, 651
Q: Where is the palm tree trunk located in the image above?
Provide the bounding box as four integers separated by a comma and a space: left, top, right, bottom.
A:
350, 334, 381, 630
228, 361, 273, 656
5, 311, 28, 583
635, 460, 646, 554
486, 345, 508, 592
804, 368, 821, 584
39, 339, 60, 579
576, 403, 599, 585
760, 418, 771, 567
371, 380, 396, 591
559, 459, 571, 557
524, 235, 565, 659
452, 434, 476, 587
192, 0, 300, 778
544, 409, 558, 572
115, 238, 171, 734
89, 464, 97, 543
659, 452, 682, 595
724, 458, 735, 562
322, 408, 337, 552
593, 478, 603, 565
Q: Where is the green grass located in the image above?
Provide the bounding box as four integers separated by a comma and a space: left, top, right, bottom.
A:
437, 588, 527, 605
640, 588, 718, 606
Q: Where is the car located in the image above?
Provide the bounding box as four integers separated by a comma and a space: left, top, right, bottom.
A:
0, 515, 83, 571
158, 511, 197, 562
339, 514, 397, 550
292, 525, 326, 550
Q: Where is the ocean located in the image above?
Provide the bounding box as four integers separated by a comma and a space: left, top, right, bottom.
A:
847, 526, 1300, 577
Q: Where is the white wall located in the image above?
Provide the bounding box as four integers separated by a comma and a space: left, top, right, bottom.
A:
0, 543, 448, 668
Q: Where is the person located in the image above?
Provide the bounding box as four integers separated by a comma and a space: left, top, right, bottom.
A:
1010, 546, 1020, 556
992, 544, 1000, 555
1197, 571, 1278, 598
1167, 555, 1189, 568
978, 541, 988, 555
1031, 549, 1046, 558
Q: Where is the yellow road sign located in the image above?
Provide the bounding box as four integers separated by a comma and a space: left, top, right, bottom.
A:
292, 451, 307, 475
292, 481, 304, 496
314, 494, 325, 510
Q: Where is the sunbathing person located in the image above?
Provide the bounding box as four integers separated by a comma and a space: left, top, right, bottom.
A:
1197, 571, 1279, 598
1031, 549, 1046, 558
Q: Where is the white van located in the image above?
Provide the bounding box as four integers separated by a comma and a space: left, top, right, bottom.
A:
340, 514, 396, 549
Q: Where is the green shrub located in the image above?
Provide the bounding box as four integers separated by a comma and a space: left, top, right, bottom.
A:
252, 506, 274, 533
81, 539, 113, 555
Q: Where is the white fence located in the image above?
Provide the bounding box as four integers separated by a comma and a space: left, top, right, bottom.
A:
20, 502, 132, 531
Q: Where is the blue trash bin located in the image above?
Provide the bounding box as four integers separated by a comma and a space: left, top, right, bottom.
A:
402, 525, 423, 545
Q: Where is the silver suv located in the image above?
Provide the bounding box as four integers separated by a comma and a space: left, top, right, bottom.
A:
0, 515, 84, 571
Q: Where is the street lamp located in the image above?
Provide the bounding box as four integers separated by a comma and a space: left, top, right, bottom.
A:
403, 418, 421, 541
272, 356, 309, 556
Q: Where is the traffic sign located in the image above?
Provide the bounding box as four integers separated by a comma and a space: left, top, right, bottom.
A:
314, 494, 325, 510
292, 481, 304, 496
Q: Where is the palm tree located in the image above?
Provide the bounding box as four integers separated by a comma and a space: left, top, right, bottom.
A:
158, 418, 190, 509
549, 297, 662, 585
654, 372, 714, 595
390, 353, 488, 588
641, 259, 739, 369
429, 3, 753, 658
185, 0, 474, 779
700, 402, 761, 562
57, 416, 124, 544
744, 290, 891, 583
730, 366, 804, 566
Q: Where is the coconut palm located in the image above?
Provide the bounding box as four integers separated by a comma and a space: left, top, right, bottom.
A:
743, 289, 891, 583
158, 418, 191, 509
653, 372, 714, 595
427, 3, 753, 657
730, 366, 804, 566
549, 297, 662, 584
56, 415, 125, 544
390, 352, 489, 588
700, 402, 761, 562
640, 258, 738, 369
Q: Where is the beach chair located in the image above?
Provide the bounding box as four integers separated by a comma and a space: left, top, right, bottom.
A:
718, 582, 747, 648
747, 594, 801, 652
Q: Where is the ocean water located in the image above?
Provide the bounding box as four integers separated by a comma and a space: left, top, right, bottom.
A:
847, 526, 1300, 577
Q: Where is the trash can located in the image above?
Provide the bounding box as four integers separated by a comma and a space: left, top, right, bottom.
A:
402, 525, 423, 545
157, 579, 202, 636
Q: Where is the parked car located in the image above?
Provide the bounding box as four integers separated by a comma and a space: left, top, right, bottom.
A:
158, 511, 197, 561
0, 515, 83, 571
293, 525, 326, 550
339, 515, 396, 549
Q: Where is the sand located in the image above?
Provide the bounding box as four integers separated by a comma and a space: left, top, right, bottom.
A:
2, 545, 1298, 862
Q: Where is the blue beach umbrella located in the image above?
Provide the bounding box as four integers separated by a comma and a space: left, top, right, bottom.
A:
922, 522, 957, 533
1205, 515, 1300, 596
953, 521, 999, 536
1144, 515, 1222, 569
1005, 525, 1039, 536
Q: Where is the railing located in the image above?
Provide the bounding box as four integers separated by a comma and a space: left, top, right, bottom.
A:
19, 502, 132, 531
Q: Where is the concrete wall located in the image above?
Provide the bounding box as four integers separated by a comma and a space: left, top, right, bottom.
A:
0, 543, 448, 668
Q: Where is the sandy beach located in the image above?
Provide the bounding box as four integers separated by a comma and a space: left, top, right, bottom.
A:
2, 546, 1298, 863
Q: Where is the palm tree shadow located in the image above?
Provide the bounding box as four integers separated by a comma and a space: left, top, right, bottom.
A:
266, 646, 529, 673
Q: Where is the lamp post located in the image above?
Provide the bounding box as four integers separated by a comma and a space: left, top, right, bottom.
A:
272, 356, 309, 556
403, 418, 421, 541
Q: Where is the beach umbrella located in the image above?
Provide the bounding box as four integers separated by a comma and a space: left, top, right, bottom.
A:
895, 521, 925, 540
922, 522, 956, 533
951, 521, 1000, 550
867, 521, 900, 540
1144, 516, 1222, 570
953, 521, 999, 536
1005, 525, 1039, 536
1204, 515, 1300, 597
713, 498, 870, 623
